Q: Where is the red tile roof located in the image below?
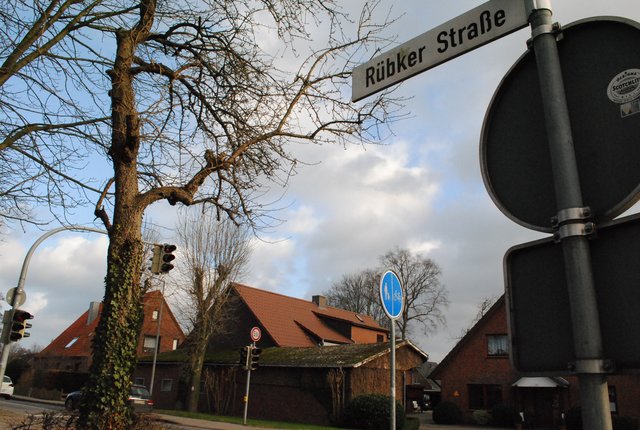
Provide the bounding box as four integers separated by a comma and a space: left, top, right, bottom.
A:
38, 290, 183, 357
233, 283, 387, 347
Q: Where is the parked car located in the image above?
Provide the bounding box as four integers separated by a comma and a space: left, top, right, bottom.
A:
65, 384, 154, 412
1, 376, 14, 399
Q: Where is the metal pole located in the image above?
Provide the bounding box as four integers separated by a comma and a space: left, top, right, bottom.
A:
390, 323, 396, 430
243, 343, 254, 425
0, 226, 107, 386
526, 2, 612, 429
149, 279, 165, 396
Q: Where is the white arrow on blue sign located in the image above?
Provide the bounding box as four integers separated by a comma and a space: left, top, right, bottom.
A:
380, 270, 404, 320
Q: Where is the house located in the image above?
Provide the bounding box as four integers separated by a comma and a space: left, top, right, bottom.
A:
133, 283, 428, 424
430, 295, 640, 427
136, 340, 428, 424
31, 290, 185, 393
208, 283, 389, 349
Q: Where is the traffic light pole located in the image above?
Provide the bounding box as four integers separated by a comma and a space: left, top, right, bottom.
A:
0, 226, 107, 387
242, 342, 255, 425
526, 3, 612, 429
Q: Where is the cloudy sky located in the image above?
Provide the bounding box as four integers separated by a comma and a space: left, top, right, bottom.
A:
2, 0, 640, 363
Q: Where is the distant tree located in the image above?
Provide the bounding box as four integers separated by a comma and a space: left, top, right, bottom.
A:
381, 248, 449, 340
456, 295, 499, 339
175, 210, 251, 412
325, 269, 388, 327
325, 249, 449, 340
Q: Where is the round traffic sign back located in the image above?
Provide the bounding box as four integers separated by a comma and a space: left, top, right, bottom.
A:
481, 17, 640, 232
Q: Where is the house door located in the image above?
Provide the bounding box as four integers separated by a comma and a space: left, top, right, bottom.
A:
520, 388, 557, 429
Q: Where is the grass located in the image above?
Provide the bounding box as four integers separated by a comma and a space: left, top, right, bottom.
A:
154, 409, 349, 430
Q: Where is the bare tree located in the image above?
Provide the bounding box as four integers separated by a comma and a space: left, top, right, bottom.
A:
324, 269, 388, 327
382, 248, 449, 340
1, 0, 115, 227
4, 0, 404, 427
174, 209, 251, 412
456, 295, 500, 340
325, 249, 449, 341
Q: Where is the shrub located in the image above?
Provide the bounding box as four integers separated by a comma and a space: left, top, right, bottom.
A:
473, 410, 492, 426
432, 401, 463, 425
346, 394, 406, 430
490, 403, 514, 427
405, 417, 420, 430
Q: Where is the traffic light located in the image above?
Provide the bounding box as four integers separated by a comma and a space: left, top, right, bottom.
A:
160, 244, 176, 273
149, 244, 177, 274
149, 244, 162, 274
239, 346, 250, 370
249, 346, 262, 371
9, 310, 33, 342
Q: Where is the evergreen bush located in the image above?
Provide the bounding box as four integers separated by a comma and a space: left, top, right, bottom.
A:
345, 394, 406, 430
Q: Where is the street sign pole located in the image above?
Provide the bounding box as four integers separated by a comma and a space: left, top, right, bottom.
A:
380, 271, 403, 430
526, 2, 611, 429
242, 343, 254, 425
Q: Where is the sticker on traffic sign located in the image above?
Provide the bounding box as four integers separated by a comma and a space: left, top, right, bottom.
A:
380, 270, 403, 320
250, 326, 262, 342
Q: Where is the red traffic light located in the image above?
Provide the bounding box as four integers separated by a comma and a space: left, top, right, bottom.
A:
13, 310, 33, 322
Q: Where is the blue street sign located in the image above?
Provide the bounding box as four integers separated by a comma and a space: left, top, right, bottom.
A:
380, 270, 403, 320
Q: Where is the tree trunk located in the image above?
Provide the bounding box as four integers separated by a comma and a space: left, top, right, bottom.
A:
186, 335, 208, 412
78, 26, 147, 429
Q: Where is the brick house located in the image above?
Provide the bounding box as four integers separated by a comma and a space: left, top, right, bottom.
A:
431, 295, 640, 427
209, 283, 389, 349
134, 283, 428, 424
32, 290, 184, 392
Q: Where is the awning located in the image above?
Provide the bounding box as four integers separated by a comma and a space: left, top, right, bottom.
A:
512, 377, 569, 388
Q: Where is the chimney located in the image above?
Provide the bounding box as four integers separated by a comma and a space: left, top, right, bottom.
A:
312, 295, 327, 309
87, 302, 101, 325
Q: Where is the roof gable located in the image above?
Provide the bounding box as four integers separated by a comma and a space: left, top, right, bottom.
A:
431, 295, 506, 379
232, 283, 386, 347
38, 291, 184, 358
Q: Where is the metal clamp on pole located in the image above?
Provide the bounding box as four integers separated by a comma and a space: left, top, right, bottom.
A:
568, 359, 615, 374
526, 0, 553, 17
552, 206, 596, 242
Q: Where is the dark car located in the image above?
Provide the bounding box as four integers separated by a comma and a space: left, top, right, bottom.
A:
65, 384, 154, 412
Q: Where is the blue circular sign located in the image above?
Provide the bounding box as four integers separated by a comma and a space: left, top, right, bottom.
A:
380, 270, 403, 320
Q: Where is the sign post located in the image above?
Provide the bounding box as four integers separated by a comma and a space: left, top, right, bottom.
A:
243, 327, 261, 425
380, 270, 403, 430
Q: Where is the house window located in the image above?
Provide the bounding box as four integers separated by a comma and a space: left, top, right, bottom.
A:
161, 379, 173, 392
143, 335, 158, 353
65, 337, 80, 348
172, 339, 179, 350
468, 384, 503, 410
487, 334, 509, 356
134, 377, 145, 386
377, 334, 385, 343
152, 310, 159, 320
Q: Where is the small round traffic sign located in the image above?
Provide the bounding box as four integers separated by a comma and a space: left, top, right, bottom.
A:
380, 270, 403, 320
250, 326, 262, 342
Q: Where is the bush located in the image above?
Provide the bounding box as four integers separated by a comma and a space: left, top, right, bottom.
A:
346, 394, 406, 430
404, 417, 420, 430
432, 401, 463, 425
490, 403, 514, 427
473, 410, 492, 425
